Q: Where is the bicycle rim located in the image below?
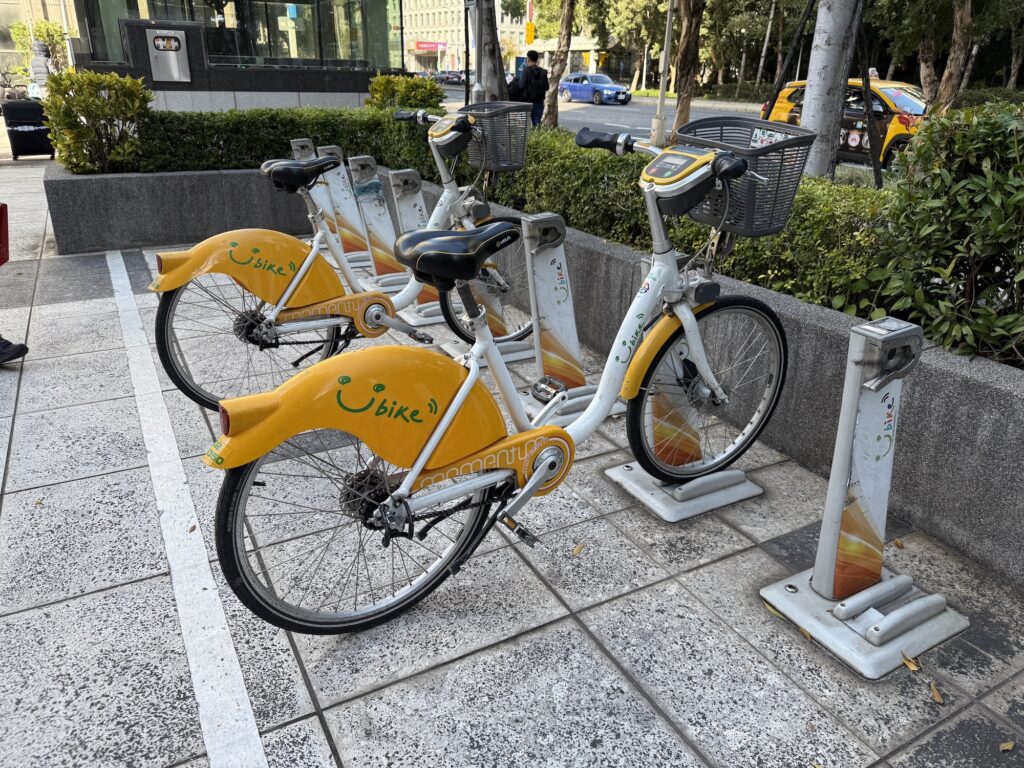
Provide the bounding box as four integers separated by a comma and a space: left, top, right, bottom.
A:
157, 275, 341, 409
626, 297, 787, 482
216, 429, 492, 633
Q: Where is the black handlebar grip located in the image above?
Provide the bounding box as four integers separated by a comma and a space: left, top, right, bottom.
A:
451, 116, 473, 133
712, 153, 748, 181
576, 127, 619, 152
393, 110, 416, 122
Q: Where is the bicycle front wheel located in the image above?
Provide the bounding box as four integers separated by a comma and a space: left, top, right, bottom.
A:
155, 275, 344, 410
438, 216, 533, 344
215, 429, 494, 634
626, 296, 787, 484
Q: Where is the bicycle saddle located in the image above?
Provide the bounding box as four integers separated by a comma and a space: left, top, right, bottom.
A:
394, 221, 520, 289
260, 157, 340, 192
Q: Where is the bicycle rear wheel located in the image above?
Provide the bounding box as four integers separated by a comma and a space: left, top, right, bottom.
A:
438, 216, 533, 344
626, 296, 787, 484
216, 428, 494, 633
155, 275, 344, 410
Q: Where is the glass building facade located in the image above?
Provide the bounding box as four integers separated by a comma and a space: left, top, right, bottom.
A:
82, 0, 402, 68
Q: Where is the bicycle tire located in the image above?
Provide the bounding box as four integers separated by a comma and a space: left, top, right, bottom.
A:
155, 279, 344, 411
438, 216, 534, 345
625, 296, 787, 484
215, 430, 495, 634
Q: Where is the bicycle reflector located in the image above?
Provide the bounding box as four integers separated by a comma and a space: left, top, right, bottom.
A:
219, 404, 231, 436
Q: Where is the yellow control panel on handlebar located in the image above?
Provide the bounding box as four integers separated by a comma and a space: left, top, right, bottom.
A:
640, 146, 717, 186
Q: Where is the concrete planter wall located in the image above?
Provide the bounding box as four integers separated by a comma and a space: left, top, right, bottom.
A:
44, 165, 310, 254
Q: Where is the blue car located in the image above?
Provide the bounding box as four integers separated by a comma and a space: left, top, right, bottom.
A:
559, 73, 632, 105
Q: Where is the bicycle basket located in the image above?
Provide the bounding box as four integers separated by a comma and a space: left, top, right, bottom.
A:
458, 101, 531, 172
675, 116, 816, 237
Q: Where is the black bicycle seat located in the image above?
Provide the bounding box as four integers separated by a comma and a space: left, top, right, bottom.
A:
262, 157, 341, 193
394, 221, 520, 289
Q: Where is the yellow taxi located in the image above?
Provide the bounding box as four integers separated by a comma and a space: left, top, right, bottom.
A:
761, 79, 926, 167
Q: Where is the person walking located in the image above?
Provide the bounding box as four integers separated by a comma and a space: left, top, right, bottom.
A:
519, 50, 549, 127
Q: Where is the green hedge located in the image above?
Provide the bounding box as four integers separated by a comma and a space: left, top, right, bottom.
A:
952, 87, 1024, 109
61, 96, 1024, 368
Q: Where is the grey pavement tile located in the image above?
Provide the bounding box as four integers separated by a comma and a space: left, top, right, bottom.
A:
572, 429, 618, 460
0, 577, 205, 767
519, 516, 669, 611
888, 707, 1024, 767
564, 449, 638, 514
34, 256, 114, 305
716, 460, 828, 543
984, 672, 1024, 732
0, 467, 167, 613
164, 388, 217, 458
0, 260, 37, 309
262, 717, 337, 768
679, 548, 969, 755
0, 416, 9, 468
326, 620, 704, 768
183, 456, 223, 561
5, 398, 147, 491
515, 482, 606, 535
0, 359, 20, 419
26, 309, 124, 359
731, 436, 788, 472
214, 571, 316, 730
582, 579, 879, 767
609, 505, 755, 575
597, 413, 629, 448
886, 533, 1024, 697
16, 348, 133, 413
296, 546, 566, 706
0, 305, 30, 339
153, 343, 179, 391
31, 296, 117, 320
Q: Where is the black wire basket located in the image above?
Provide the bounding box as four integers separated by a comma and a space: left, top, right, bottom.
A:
458, 101, 532, 172
675, 116, 816, 237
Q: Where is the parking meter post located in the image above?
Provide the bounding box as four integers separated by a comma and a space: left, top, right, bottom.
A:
760, 317, 969, 680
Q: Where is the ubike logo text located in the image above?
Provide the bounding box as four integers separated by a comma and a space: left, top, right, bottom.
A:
418, 435, 549, 488
227, 242, 297, 278
336, 376, 438, 425
874, 391, 898, 461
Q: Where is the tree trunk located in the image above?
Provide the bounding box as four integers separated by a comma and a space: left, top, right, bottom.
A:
541, 0, 577, 127
933, 0, 972, 108
918, 35, 940, 105
801, 0, 861, 177
886, 58, 896, 80
669, 63, 678, 93
735, 44, 747, 97
755, 0, 777, 88
717, 66, 725, 85
1009, 25, 1023, 88
957, 43, 979, 96
671, 0, 708, 131
631, 57, 642, 91
774, 6, 784, 82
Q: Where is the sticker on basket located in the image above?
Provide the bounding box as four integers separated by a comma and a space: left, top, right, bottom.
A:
749, 127, 788, 149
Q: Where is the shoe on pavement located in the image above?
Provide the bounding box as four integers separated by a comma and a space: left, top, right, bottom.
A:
0, 336, 28, 364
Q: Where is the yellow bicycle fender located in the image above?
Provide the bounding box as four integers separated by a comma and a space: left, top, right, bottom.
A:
149, 229, 344, 308
619, 303, 714, 401
414, 425, 574, 496
204, 346, 507, 470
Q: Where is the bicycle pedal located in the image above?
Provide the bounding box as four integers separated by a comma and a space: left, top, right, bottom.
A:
530, 375, 568, 405
408, 329, 434, 344
499, 513, 539, 547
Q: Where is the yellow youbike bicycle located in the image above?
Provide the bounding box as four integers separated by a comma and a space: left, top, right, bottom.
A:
204, 118, 815, 633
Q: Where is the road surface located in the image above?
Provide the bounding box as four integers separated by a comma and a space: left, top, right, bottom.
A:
442, 85, 758, 138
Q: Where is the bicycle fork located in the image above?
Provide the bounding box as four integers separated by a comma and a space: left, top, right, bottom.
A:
672, 300, 729, 405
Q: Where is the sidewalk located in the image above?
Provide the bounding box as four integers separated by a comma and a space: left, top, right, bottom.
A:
2, 159, 1024, 767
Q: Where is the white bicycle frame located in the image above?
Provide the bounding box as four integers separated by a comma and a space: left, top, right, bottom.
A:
392, 159, 730, 513
270, 121, 485, 339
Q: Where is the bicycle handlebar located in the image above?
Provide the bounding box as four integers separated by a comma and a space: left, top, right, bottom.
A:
575, 127, 634, 156
393, 110, 416, 122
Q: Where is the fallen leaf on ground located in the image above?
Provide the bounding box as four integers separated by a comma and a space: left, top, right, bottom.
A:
34, 499, 43, 508
187, 524, 197, 533
901, 651, 920, 672
799, 626, 811, 642
929, 681, 944, 704
762, 600, 785, 619
571, 543, 585, 557
999, 741, 1015, 753
892, 538, 905, 549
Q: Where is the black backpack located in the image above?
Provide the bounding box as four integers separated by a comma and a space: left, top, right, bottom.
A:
507, 76, 524, 101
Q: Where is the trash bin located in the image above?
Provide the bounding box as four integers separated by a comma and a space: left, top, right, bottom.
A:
1, 99, 54, 161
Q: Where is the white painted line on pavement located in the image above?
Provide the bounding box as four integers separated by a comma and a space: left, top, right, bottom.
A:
106, 252, 269, 768
606, 122, 628, 128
